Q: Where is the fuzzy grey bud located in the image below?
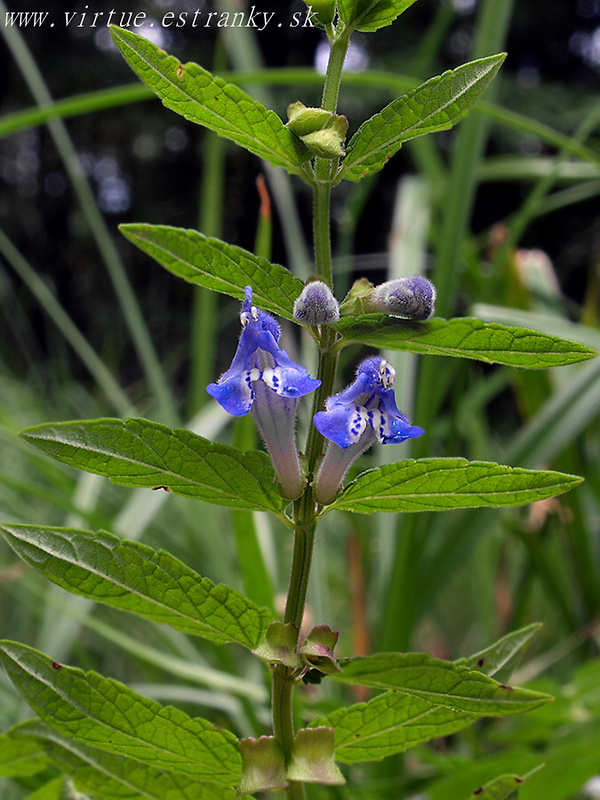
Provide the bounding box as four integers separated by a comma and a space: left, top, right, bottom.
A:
293, 281, 340, 326
368, 277, 436, 321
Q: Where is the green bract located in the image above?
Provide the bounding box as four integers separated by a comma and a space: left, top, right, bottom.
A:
337, 0, 420, 33
307, 0, 336, 25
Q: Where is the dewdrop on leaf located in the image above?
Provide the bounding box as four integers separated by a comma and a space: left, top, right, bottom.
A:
293, 281, 340, 326
367, 277, 436, 321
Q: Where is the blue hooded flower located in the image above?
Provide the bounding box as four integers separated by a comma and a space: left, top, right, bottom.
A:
207, 286, 320, 499
313, 357, 424, 505
313, 357, 424, 449
207, 286, 321, 416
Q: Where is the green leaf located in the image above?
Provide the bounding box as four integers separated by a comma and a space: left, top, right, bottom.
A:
339, 55, 505, 181
337, 0, 418, 32
314, 653, 549, 765
109, 27, 310, 176
16, 720, 249, 800
0, 524, 272, 649
459, 624, 542, 682
119, 224, 304, 322
0, 642, 242, 785
334, 315, 597, 368
330, 652, 551, 715
316, 642, 553, 767
0, 731, 49, 778
312, 691, 480, 764
20, 417, 285, 515
466, 773, 528, 799
326, 458, 583, 514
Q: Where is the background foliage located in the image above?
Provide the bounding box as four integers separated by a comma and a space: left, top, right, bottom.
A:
1, 0, 599, 797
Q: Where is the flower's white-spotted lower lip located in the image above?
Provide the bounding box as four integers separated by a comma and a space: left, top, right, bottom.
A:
262, 367, 279, 390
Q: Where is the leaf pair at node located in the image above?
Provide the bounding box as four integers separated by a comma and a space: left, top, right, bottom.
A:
109, 26, 506, 186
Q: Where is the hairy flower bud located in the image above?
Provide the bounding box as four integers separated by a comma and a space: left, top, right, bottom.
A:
366, 277, 436, 321
293, 281, 340, 326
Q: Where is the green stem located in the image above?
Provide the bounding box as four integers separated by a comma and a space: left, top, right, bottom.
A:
284, 521, 316, 628
271, 515, 315, 800
313, 181, 333, 287
321, 31, 350, 113
270, 28, 350, 800
304, 337, 339, 477
272, 665, 295, 759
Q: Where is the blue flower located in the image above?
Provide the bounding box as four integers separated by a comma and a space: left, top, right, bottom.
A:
207, 286, 320, 499
207, 286, 321, 416
313, 357, 424, 449
313, 357, 424, 505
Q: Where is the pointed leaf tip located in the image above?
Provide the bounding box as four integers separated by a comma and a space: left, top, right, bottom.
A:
334, 314, 597, 367
339, 55, 506, 182
326, 458, 583, 514
119, 224, 304, 321
0, 641, 243, 784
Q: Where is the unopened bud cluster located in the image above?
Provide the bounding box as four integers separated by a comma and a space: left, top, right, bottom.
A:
286, 101, 348, 159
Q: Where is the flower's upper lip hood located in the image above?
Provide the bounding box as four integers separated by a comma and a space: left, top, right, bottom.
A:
206, 286, 321, 416
240, 285, 281, 342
